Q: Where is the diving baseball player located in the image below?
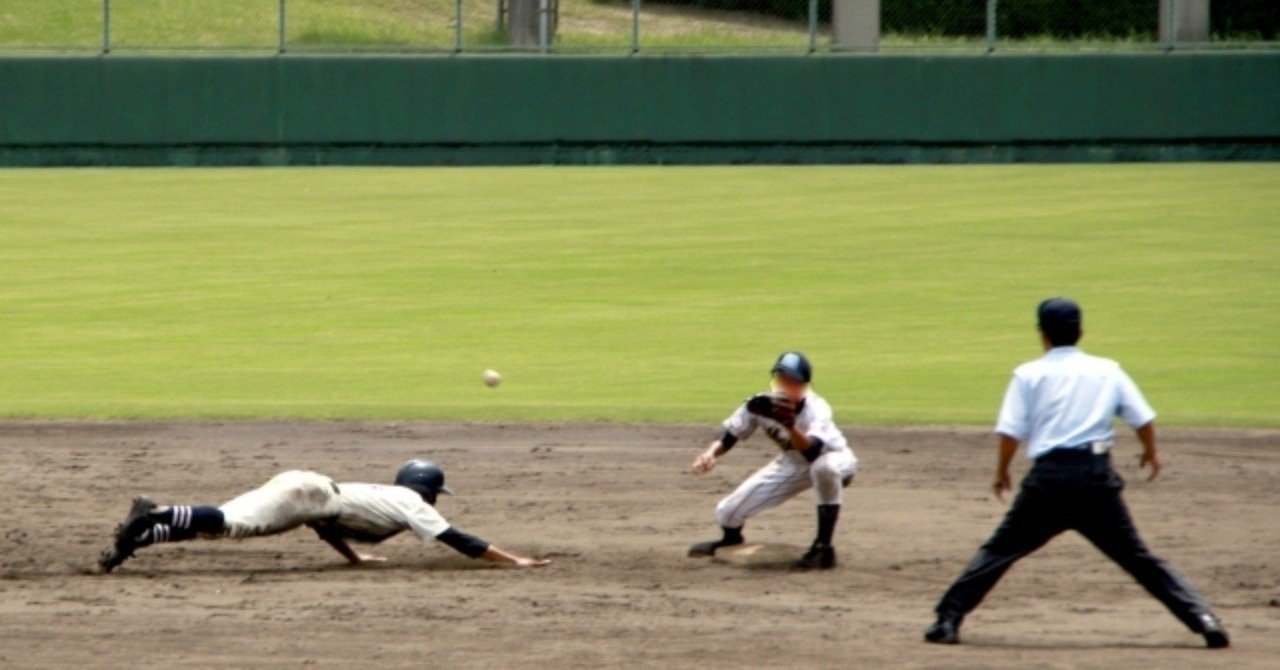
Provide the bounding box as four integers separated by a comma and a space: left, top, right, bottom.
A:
99, 460, 550, 573
689, 352, 857, 569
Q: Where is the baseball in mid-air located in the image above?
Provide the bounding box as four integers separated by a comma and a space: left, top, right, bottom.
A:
482, 369, 503, 388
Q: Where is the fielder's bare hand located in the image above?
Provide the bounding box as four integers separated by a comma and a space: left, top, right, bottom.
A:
692, 449, 718, 475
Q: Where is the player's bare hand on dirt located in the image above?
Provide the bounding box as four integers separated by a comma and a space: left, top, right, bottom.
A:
691, 450, 717, 475
353, 552, 387, 565
1139, 450, 1161, 482
992, 471, 1012, 502
514, 557, 551, 568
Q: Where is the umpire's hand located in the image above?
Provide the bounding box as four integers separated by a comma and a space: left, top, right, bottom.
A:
1140, 450, 1161, 482
992, 470, 1012, 502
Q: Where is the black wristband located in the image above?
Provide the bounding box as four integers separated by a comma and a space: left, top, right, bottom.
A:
436, 527, 491, 559
719, 430, 739, 453
801, 437, 825, 463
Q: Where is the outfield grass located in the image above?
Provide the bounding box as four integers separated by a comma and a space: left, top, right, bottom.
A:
1, 165, 1277, 426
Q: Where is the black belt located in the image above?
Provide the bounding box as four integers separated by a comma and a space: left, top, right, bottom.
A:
1036, 445, 1111, 464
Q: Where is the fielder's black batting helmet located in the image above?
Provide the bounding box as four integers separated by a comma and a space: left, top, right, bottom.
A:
771, 351, 812, 384
394, 460, 455, 504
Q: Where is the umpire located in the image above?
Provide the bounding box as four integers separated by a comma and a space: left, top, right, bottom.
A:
924, 298, 1229, 648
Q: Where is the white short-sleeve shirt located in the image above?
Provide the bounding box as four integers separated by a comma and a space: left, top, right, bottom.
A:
330, 483, 452, 543
723, 390, 851, 457
996, 347, 1157, 459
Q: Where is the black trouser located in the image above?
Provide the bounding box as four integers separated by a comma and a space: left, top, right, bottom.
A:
934, 449, 1214, 632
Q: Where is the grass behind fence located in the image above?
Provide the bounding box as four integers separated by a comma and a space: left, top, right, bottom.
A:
4, 0, 1271, 52
0, 0, 814, 52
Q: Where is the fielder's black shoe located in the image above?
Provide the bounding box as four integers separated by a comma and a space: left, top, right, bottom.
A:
924, 616, 961, 645
687, 535, 743, 557
793, 542, 836, 570
1200, 614, 1230, 649
99, 496, 156, 574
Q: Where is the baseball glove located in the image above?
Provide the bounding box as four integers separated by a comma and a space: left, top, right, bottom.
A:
746, 392, 797, 427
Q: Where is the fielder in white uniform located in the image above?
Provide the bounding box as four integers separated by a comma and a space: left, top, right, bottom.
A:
99, 460, 549, 573
689, 352, 857, 569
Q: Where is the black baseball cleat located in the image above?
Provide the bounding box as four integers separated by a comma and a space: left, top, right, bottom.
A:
99, 496, 157, 574
924, 616, 962, 644
793, 542, 836, 570
98, 544, 129, 574
1200, 614, 1230, 649
687, 536, 744, 558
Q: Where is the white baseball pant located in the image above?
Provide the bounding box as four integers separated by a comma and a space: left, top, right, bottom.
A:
715, 450, 857, 529
218, 470, 343, 539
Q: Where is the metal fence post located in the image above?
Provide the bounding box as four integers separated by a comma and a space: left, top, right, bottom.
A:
985, 0, 997, 53
631, 0, 640, 54
539, 0, 550, 53
278, 0, 287, 54
807, 0, 818, 53
496, 0, 505, 36
1160, 0, 1175, 50
456, 0, 464, 52
102, 0, 111, 55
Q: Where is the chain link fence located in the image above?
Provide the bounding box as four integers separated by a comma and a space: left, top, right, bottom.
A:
1, 0, 1275, 54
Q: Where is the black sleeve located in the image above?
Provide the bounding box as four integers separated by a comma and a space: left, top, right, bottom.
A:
801, 437, 825, 463
718, 430, 739, 453
435, 527, 491, 559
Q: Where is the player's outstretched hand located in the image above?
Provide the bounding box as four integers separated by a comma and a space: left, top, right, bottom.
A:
691, 451, 717, 475
354, 552, 388, 564
483, 545, 552, 567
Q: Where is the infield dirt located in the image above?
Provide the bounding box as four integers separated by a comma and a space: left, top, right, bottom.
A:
1, 420, 1276, 669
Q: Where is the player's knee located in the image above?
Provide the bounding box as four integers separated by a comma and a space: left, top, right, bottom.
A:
810, 460, 841, 486
809, 465, 842, 505
715, 498, 740, 527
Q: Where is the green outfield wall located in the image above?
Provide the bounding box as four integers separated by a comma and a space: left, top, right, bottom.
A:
1, 54, 1277, 165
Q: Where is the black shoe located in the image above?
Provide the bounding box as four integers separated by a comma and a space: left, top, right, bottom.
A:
1199, 614, 1230, 649
793, 543, 836, 570
924, 616, 961, 644
687, 535, 743, 558
99, 496, 156, 573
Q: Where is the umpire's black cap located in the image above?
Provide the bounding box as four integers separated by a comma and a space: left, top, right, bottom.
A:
1037, 297, 1083, 345
771, 351, 813, 384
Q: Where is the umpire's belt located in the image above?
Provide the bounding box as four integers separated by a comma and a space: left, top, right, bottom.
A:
1036, 443, 1113, 464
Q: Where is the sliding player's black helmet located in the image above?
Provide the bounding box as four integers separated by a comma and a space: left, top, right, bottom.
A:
394, 460, 455, 504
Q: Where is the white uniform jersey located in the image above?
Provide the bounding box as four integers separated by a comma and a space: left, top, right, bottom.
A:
723, 389, 851, 458
713, 389, 857, 528
217, 471, 453, 543
330, 483, 452, 543
996, 346, 1157, 460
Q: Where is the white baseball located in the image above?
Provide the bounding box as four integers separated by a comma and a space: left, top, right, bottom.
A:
482, 369, 502, 388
